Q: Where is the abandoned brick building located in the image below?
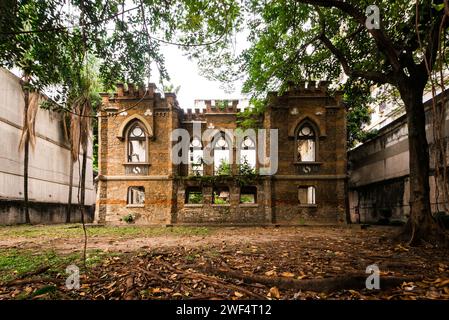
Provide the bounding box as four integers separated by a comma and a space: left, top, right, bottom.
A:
95, 81, 347, 225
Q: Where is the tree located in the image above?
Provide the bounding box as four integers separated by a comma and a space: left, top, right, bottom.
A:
1, 0, 239, 224
192, 0, 449, 244
1, 1, 73, 223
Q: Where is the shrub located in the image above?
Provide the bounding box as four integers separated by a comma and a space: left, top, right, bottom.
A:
121, 214, 135, 224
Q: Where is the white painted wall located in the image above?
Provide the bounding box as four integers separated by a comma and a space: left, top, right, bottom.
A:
0, 68, 95, 205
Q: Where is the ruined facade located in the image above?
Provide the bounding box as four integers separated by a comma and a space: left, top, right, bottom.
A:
95, 81, 347, 225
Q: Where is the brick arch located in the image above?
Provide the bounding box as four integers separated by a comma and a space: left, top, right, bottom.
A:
288, 115, 325, 138
117, 114, 153, 139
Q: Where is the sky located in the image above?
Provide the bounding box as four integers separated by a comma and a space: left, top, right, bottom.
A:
10, 43, 247, 110
154, 44, 246, 109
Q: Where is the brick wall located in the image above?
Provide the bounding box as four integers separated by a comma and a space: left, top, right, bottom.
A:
96, 81, 347, 225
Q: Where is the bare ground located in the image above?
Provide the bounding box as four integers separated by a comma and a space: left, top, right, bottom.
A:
0, 225, 448, 300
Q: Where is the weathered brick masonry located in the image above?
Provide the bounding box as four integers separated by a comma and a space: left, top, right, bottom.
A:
95, 81, 347, 225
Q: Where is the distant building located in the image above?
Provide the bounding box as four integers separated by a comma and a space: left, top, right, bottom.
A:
0, 68, 95, 224
364, 85, 441, 132
95, 81, 347, 225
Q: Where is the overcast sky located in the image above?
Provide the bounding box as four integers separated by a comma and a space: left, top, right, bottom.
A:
156, 45, 246, 109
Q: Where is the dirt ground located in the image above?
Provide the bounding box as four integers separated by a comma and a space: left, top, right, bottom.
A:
0, 225, 448, 300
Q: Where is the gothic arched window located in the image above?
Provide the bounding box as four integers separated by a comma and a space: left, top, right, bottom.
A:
296, 122, 316, 162
239, 136, 256, 172
127, 122, 147, 163
213, 132, 231, 175
189, 137, 203, 176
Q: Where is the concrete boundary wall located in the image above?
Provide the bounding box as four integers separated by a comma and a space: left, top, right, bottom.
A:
0, 68, 95, 224
348, 90, 449, 223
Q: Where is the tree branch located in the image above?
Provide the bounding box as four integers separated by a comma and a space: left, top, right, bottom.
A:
313, 9, 391, 86
297, 0, 401, 71
420, 9, 446, 76
318, 32, 390, 84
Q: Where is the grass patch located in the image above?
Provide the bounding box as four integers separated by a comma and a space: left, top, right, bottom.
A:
0, 248, 118, 282
0, 224, 211, 239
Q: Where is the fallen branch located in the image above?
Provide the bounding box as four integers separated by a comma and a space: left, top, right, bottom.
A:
136, 266, 167, 282
16, 266, 51, 280
2, 277, 65, 287
157, 260, 267, 299
1, 276, 99, 287
202, 266, 422, 293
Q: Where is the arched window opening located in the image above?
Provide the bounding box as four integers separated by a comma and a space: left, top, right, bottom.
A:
296, 123, 316, 162
213, 132, 231, 175
239, 136, 256, 173
127, 122, 147, 163
189, 137, 203, 176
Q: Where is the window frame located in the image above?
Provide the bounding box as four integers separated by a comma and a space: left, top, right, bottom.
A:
185, 186, 203, 205
212, 131, 232, 176
240, 186, 257, 204
188, 137, 204, 176
298, 186, 316, 205
239, 136, 257, 173
127, 186, 145, 207
295, 121, 318, 163
212, 186, 231, 205
125, 121, 149, 164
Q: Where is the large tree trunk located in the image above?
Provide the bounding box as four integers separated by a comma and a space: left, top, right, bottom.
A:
23, 80, 30, 224
399, 78, 445, 245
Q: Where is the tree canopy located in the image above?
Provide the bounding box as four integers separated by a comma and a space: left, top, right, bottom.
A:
0, 0, 240, 98
193, 0, 448, 145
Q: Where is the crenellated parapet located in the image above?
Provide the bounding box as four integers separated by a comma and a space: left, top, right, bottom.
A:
99, 82, 181, 114
288, 80, 331, 94
182, 99, 247, 121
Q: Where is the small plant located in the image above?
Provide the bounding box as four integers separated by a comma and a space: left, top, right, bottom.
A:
240, 194, 255, 203
238, 157, 256, 175
216, 100, 229, 111
121, 214, 135, 224
187, 192, 203, 204
236, 157, 258, 186
213, 191, 230, 204
216, 159, 231, 176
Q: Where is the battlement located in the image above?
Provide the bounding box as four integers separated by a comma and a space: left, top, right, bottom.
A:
182, 99, 249, 121
266, 80, 331, 98
100, 82, 180, 112
286, 80, 331, 95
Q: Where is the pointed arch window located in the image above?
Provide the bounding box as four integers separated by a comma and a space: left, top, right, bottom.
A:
239, 136, 256, 172
127, 122, 147, 163
189, 137, 203, 176
296, 122, 316, 162
213, 132, 231, 175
